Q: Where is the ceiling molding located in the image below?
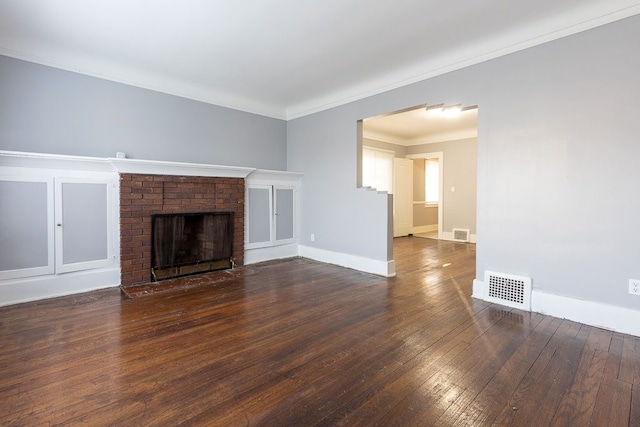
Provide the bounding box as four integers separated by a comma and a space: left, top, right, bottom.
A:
361, 131, 404, 146
404, 130, 479, 146
2, 4, 639, 121
363, 129, 478, 147
285, 5, 640, 119
0, 46, 289, 120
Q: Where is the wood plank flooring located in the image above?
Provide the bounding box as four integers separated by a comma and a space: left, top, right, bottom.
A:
1, 236, 639, 426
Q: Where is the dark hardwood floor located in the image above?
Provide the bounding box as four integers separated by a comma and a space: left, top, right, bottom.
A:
1, 236, 639, 426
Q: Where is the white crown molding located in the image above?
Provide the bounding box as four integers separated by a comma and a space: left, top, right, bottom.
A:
0, 46, 289, 121
2, 5, 639, 121
362, 131, 404, 146
285, 5, 640, 120
404, 130, 479, 146
363, 129, 477, 147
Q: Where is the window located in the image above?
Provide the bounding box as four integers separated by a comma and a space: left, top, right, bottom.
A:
362, 147, 394, 193
425, 158, 439, 204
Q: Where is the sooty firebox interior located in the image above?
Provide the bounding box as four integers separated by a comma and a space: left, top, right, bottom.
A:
151, 212, 233, 281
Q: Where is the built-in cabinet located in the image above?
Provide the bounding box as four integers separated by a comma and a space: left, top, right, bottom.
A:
0, 152, 120, 305
0, 152, 303, 305
245, 170, 302, 264
0, 174, 117, 281
246, 185, 295, 248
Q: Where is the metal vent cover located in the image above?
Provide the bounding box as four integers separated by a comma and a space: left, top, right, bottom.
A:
483, 270, 532, 311
452, 228, 470, 242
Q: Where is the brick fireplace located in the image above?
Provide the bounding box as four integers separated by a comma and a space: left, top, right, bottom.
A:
119, 173, 244, 287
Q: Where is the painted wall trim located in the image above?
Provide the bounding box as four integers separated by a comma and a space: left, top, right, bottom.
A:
0, 267, 120, 307
1, 150, 258, 178
0, 150, 114, 171
299, 245, 396, 277
285, 5, 640, 119
5, 4, 639, 121
413, 225, 437, 234
246, 169, 304, 186
441, 231, 477, 244
110, 158, 255, 178
245, 244, 299, 265
472, 279, 640, 337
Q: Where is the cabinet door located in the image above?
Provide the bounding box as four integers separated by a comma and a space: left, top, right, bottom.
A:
246, 186, 273, 248
55, 179, 113, 273
274, 187, 295, 243
0, 177, 54, 280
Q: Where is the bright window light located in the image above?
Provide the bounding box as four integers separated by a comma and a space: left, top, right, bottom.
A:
362, 147, 394, 193
425, 158, 439, 204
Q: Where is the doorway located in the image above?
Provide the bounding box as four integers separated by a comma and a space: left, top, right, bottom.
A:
406, 151, 443, 240
358, 103, 478, 260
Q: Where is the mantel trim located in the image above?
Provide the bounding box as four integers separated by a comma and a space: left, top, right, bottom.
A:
0, 151, 257, 178
109, 158, 255, 178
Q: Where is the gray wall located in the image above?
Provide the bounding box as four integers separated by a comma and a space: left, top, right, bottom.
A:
288, 15, 640, 311
413, 205, 438, 228
288, 106, 392, 262
408, 138, 477, 234
0, 55, 287, 169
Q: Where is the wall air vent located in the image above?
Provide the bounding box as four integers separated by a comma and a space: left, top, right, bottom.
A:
483, 270, 532, 311
452, 228, 470, 242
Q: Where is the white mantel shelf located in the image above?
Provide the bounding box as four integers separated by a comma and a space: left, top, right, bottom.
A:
109, 158, 255, 178
246, 168, 304, 184
0, 150, 114, 172
0, 151, 302, 180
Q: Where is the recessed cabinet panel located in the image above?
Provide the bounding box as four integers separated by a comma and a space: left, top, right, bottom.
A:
0, 161, 118, 289
275, 188, 294, 241
61, 182, 108, 264
246, 184, 296, 249
248, 187, 272, 245
0, 179, 53, 277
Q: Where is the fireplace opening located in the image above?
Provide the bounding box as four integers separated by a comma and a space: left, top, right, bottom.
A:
151, 212, 233, 281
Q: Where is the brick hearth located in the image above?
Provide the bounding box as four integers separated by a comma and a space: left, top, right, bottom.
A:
119, 173, 244, 286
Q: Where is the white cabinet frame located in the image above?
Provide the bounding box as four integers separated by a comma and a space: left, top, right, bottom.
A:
0, 175, 55, 280
246, 184, 297, 249
0, 166, 118, 281
244, 169, 303, 266
54, 177, 118, 273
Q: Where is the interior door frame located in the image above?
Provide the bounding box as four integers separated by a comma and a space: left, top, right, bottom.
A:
406, 152, 444, 240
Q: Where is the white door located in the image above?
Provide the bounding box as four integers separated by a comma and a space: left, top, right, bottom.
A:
393, 158, 413, 237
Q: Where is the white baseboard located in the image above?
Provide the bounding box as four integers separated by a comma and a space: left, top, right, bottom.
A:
472, 278, 485, 299
244, 243, 299, 265
298, 245, 396, 277
412, 225, 437, 234
0, 267, 120, 307
442, 231, 477, 243
472, 279, 640, 337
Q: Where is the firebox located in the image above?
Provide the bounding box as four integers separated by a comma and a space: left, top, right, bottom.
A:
151, 212, 233, 281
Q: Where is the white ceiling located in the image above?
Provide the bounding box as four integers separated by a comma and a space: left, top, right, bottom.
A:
364, 105, 478, 146
1, 1, 639, 120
